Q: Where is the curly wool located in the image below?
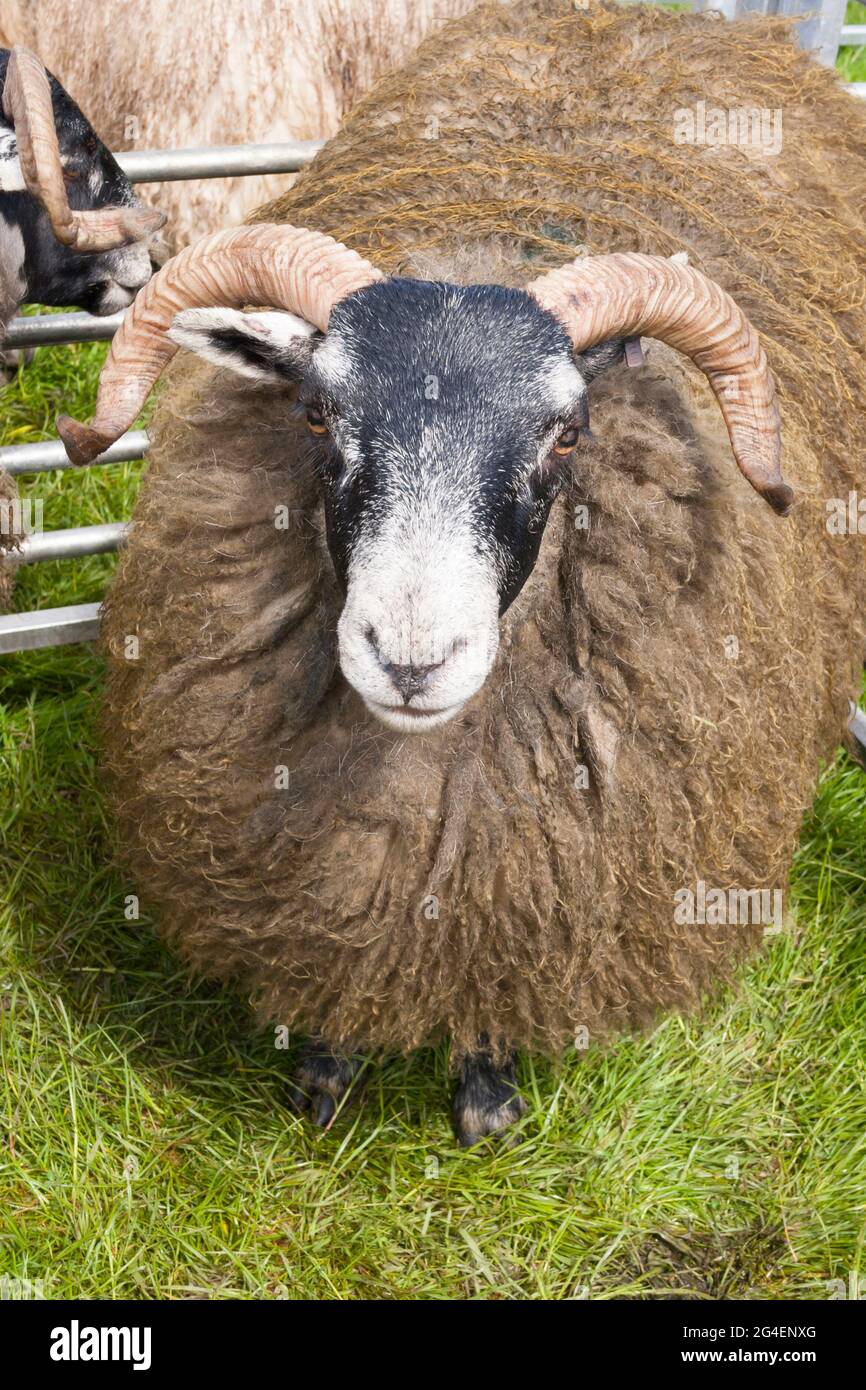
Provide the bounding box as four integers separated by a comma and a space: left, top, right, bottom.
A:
99, 1, 866, 1061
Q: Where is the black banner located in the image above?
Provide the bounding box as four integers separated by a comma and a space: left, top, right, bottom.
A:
1, 1296, 859, 1375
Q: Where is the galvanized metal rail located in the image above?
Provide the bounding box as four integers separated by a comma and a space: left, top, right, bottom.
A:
0, 602, 102, 654
0, 430, 148, 476
12, 523, 129, 565
5, 311, 124, 348
117, 140, 321, 184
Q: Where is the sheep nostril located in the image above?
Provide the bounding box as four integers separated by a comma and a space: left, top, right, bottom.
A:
388, 661, 442, 705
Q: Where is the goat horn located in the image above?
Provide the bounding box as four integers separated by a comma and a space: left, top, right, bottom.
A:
56, 225, 384, 465
1, 46, 165, 253
527, 252, 791, 514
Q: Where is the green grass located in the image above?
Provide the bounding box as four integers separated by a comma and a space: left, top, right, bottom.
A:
839, 1, 866, 82
2, 643, 865, 1300
1, 27, 866, 1302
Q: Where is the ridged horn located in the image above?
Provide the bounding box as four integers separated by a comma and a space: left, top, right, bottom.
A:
56, 225, 385, 465
2, 46, 165, 253
527, 252, 791, 514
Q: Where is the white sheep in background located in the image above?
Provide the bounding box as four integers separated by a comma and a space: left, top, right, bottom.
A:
0, 0, 476, 249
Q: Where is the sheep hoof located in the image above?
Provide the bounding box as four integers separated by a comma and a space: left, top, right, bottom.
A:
286, 1040, 367, 1129
452, 1052, 527, 1149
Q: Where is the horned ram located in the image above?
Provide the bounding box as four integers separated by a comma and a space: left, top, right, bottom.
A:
56, 1, 866, 1144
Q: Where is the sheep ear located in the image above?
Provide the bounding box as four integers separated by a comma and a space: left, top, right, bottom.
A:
168, 308, 320, 384
0, 129, 25, 190
575, 337, 628, 384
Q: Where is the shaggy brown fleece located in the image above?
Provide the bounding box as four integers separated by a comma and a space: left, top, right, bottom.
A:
99, 1, 866, 1061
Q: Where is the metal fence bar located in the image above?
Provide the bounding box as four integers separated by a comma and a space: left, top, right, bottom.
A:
691, 0, 740, 18
842, 25, 866, 42
0, 431, 148, 476
116, 140, 322, 184
692, 0, 849, 66
4, 311, 124, 348
0, 602, 101, 654
778, 0, 848, 69
11, 522, 129, 565
4, 139, 327, 348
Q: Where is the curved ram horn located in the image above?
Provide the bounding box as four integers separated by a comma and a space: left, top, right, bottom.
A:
527, 252, 791, 514
1, 46, 165, 253
56, 225, 385, 465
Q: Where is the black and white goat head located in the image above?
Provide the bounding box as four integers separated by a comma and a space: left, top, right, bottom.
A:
0, 46, 164, 331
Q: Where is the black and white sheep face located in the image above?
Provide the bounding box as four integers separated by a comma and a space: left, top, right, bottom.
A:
170, 280, 619, 733
0, 51, 155, 317
3, 185, 155, 316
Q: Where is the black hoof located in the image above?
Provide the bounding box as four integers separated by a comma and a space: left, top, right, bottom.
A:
287, 1040, 367, 1129
452, 1051, 527, 1148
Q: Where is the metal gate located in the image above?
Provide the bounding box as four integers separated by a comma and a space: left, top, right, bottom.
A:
0, 140, 320, 653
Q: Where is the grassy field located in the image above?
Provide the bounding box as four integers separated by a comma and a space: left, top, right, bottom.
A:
1, 14, 865, 1301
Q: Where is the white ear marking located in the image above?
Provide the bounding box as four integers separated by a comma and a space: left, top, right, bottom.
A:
169, 307, 316, 344
167, 307, 317, 383
244, 311, 318, 341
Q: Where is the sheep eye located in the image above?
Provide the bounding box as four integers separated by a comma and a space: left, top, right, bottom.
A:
552, 426, 580, 456
305, 407, 329, 437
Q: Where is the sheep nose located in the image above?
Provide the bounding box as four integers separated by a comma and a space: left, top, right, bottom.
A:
387, 661, 443, 704
363, 626, 445, 704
